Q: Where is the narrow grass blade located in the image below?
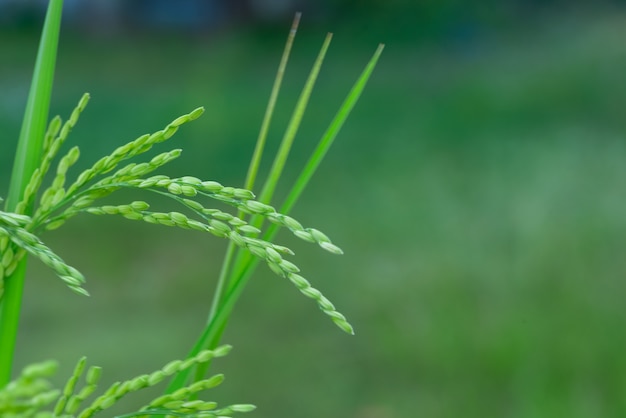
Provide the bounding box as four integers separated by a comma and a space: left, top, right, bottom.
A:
4, 6, 63, 212
279, 43, 385, 214
195, 29, 331, 385
207, 13, 302, 326
0, 0, 64, 387
215, 31, 334, 320
168, 44, 384, 392
256, 32, 333, 208
190, 32, 333, 385
244, 12, 301, 193
224, 42, 385, 340
229, 43, 385, 291
165, 276, 243, 393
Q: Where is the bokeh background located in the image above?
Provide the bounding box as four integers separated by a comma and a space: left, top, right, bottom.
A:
2, 1, 626, 417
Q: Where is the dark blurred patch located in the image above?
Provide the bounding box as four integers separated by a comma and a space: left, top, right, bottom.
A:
1, 0, 624, 40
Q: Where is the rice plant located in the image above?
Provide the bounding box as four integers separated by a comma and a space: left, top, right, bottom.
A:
0, 1, 382, 416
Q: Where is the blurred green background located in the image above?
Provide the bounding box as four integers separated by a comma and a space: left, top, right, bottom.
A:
2, 1, 626, 417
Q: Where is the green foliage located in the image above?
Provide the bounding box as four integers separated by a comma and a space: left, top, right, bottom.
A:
0, 0, 381, 416
0, 346, 254, 418
0, 94, 352, 331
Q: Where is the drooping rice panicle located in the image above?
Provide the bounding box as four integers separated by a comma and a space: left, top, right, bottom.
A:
94, 148, 182, 187
143, 373, 224, 410
75, 201, 353, 333
1, 347, 244, 418
0, 223, 86, 296
65, 107, 203, 197
0, 211, 33, 298
34, 151, 182, 232
16, 93, 90, 215
75, 346, 232, 418
52, 356, 86, 416
77, 176, 342, 254
0, 210, 32, 228
0, 359, 59, 417
36, 144, 80, 214
62, 364, 102, 415
2, 99, 349, 331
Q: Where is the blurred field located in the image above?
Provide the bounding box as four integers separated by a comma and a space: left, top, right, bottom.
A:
2, 6, 626, 418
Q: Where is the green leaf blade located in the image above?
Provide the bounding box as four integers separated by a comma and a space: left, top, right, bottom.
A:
0, 0, 64, 388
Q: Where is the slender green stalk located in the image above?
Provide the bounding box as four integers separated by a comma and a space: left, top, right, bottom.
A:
189, 33, 332, 386
229, 43, 385, 294
167, 43, 384, 392
279, 43, 386, 213
207, 12, 302, 325
0, 0, 63, 387
224, 31, 334, 301
243, 12, 301, 193
165, 267, 248, 393
256, 32, 333, 208
189, 28, 331, 387
205, 243, 236, 323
